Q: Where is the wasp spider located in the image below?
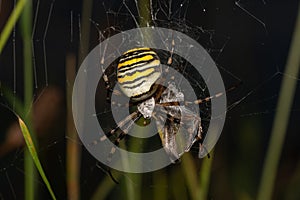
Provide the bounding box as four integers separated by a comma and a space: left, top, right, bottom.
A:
93, 44, 226, 165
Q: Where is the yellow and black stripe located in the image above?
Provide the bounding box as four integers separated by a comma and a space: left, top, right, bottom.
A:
117, 48, 162, 101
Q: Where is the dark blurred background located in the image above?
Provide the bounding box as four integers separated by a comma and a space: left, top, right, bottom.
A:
0, 0, 300, 199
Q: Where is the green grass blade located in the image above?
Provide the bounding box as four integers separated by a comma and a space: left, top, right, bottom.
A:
0, 0, 27, 54
138, 0, 151, 27
181, 153, 199, 200
257, 3, 300, 200
20, 1, 35, 199
1, 86, 24, 116
18, 117, 57, 200
66, 53, 81, 200
91, 173, 122, 200
198, 150, 214, 200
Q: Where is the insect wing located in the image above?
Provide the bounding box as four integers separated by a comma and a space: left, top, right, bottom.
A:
178, 106, 202, 153
155, 105, 202, 162
155, 105, 181, 163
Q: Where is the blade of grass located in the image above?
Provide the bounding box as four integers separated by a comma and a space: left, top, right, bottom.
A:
0, 101, 58, 199
198, 150, 214, 200
257, 3, 300, 200
78, 0, 93, 63
181, 149, 214, 200
171, 166, 188, 199
117, 141, 136, 200
0, 0, 27, 54
65, 0, 93, 199
92, 0, 152, 198
121, 1, 153, 198
119, 1, 153, 199
153, 170, 168, 200
2, 86, 24, 116
91, 173, 122, 200
138, 0, 151, 27
1, 0, 56, 199
66, 53, 81, 200
19, 1, 36, 199
181, 153, 199, 200
18, 117, 57, 200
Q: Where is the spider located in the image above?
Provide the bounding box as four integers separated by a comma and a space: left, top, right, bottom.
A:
93, 44, 224, 165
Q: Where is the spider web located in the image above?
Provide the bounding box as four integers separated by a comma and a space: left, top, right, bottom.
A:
0, 0, 299, 199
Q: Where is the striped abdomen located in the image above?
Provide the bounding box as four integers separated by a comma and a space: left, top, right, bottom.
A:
117, 48, 162, 101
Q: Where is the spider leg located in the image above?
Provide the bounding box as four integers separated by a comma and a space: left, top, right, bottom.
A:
101, 66, 113, 102
191, 81, 242, 105
113, 112, 142, 146
157, 31, 176, 76
107, 112, 142, 162
88, 111, 139, 146
156, 91, 223, 107
167, 35, 175, 66
157, 81, 242, 107
92, 109, 140, 184
104, 111, 143, 184
98, 33, 113, 102
106, 111, 139, 139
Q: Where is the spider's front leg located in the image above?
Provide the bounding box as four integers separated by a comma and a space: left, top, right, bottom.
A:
89, 110, 142, 163
106, 111, 142, 162
100, 53, 118, 103
102, 72, 113, 102
89, 110, 141, 184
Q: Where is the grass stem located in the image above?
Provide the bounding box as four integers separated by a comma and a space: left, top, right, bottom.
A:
257, 4, 300, 200
0, 0, 27, 54
20, 1, 36, 199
